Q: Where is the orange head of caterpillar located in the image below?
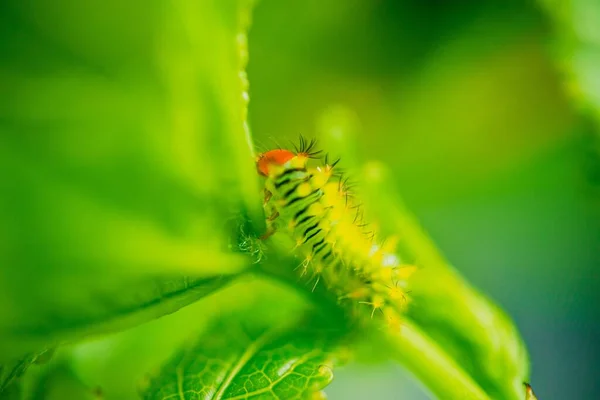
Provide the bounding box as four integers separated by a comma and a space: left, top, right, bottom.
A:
256, 149, 296, 177
256, 136, 323, 177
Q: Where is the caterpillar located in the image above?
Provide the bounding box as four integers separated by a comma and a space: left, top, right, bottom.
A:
255, 136, 415, 328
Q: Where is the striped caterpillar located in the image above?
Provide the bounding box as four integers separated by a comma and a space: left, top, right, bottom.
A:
256, 137, 415, 328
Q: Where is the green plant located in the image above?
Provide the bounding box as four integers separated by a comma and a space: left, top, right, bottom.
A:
0, 1, 536, 399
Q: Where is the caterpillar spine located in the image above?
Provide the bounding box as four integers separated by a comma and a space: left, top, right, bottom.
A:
256, 137, 414, 328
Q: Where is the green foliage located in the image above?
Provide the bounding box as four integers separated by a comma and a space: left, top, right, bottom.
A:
28, 364, 101, 400
359, 163, 529, 400
312, 128, 530, 400
0, 353, 38, 394
0, 383, 21, 400
0, 0, 261, 360
141, 308, 342, 400
0, 1, 559, 399
537, 0, 600, 127
65, 280, 316, 399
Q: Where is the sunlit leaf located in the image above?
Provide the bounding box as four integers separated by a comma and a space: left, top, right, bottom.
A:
141, 308, 342, 400
360, 162, 530, 400
65, 280, 309, 400
26, 363, 101, 400
316, 125, 530, 400
0, 0, 261, 360
537, 0, 600, 123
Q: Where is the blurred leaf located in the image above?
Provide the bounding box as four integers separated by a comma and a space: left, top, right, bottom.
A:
0, 383, 21, 400
4, 275, 244, 361
0, 0, 262, 360
537, 0, 600, 201
26, 363, 101, 400
0, 353, 39, 394
0, 348, 59, 396
66, 279, 310, 400
141, 307, 342, 400
403, 268, 528, 400
538, 0, 600, 124
321, 125, 529, 399
250, 1, 574, 210
359, 162, 529, 400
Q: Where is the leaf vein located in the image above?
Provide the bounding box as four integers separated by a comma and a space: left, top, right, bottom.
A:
224, 349, 320, 400
213, 326, 281, 400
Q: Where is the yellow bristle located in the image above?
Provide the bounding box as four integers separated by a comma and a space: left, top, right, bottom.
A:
388, 285, 406, 301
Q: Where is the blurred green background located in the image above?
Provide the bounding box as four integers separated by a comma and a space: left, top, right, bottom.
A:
1, 0, 599, 399
246, 1, 599, 399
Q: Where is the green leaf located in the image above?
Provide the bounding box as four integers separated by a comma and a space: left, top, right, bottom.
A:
141, 308, 341, 399
0, 383, 21, 400
360, 162, 530, 400
5, 275, 243, 360
25, 363, 101, 400
0, 353, 38, 394
65, 280, 309, 399
537, 1, 600, 201
1, 348, 59, 397
537, 0, 600, 124
0, 0, 261, 359
317, 124, 530, 399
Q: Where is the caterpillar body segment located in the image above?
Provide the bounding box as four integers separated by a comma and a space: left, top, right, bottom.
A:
256, 141, 414, 327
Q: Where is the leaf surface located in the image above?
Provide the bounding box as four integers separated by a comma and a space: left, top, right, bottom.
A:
360, 162, 530, 400
0, 0, 261, 360
316, 127, 531, 400
537, 0, 600, 127
142, 310, 340, 400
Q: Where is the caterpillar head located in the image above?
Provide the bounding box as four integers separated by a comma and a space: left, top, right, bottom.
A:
256, 149, 309, 177
256, 137, 322, 177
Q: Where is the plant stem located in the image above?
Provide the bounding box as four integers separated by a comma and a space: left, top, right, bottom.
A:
256, 259, 492, 400
382, 319, 490, 400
